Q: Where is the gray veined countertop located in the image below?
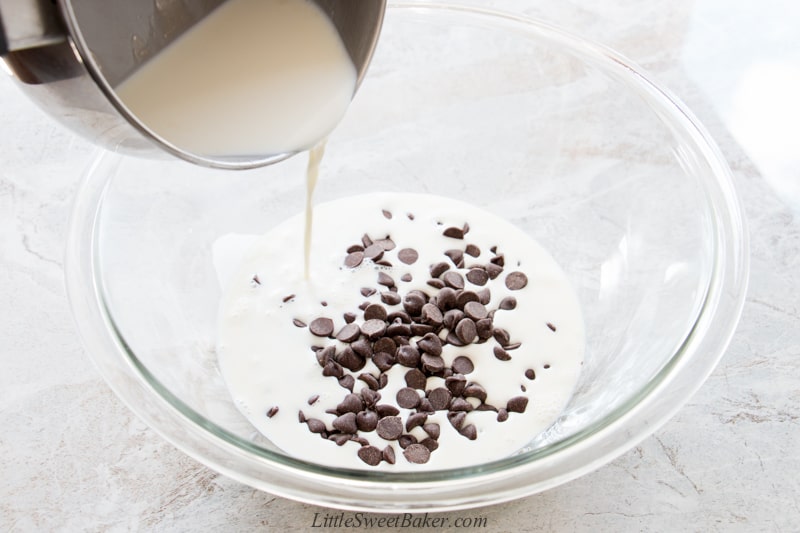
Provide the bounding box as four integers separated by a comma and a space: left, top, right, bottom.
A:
1, 0, 798, 531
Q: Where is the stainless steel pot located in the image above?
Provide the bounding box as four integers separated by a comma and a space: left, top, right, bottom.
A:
0, 0, 385, 169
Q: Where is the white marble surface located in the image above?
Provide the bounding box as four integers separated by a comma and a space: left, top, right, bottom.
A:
1, 1, 798, 531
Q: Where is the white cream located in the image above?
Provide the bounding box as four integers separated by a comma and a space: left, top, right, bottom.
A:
216, 193, 585, 470
116, 0, 356, 157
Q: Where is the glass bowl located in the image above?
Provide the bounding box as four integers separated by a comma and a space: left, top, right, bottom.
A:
65, 2, 748, 511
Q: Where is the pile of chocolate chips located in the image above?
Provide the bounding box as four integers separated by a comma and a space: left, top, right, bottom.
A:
292, 211, 538, 466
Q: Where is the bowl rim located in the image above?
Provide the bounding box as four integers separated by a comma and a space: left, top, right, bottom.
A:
65, 1, 749, 511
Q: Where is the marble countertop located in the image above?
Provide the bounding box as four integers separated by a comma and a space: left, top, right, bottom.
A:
1, 1, 798, 531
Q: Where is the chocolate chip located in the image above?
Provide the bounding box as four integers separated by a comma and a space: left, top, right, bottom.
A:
465, 244, 480, 257
504, 342, 522, 351
445, 331, 466, 347
329, 433, 351, 446
442, 271, 465, 290
420, 438, 439, 452
417, 398, 435, 413
525, 369, 536, 380
455, 290, 480, 308
373, 337, 396, 355
420, 303, 443, 326
403, 443, 431, 464
427, 388, 452, 411
309, 317, 334, 337
372, 351, 395, 372
449, 398, 473, 412
361, 319, 387, 340
376, 404, 399, 417
493, 327, 511, 346
351, 339, 373, 358
401, 273, 412, 282
298, 410, 306, 423
402, 292, 426, 316
455, 318, 477, 344
337, 393, 363, 414
358, 373, 380, 390
382, 445, 396, 464
499, 297, 517, 310
396, 345, 421, 367
507, 396, 529, 413
447, 411, 466, 430
405, 412, 428, 432
352, 436, 370, 446
445, 374, 467, 396
465, 268, 488, 286
308, 395, 319, 405
547, 322, 557, 332
343, 311, 357, 324
398, 434, 417, 449
444, 249, 464, 268
281, 293, 294, 302
490, 254, 505, 267
363, 303, 387, 321
336, 323, 361, 343
361, 388, 381, 407
382, 209, 392, 219
493, 346, 511, 361
380, 291, 402, 305
477, 288, 491, 305
322, 360, 344, 378
436, 287, 457, 311
362, 234, 374, 247
443, 226, 465, 239
411, 323, 434, 336
347, 244, 365, 253
358, 445, 383, 466
266, 406, 279, 418
333, 412, 358, 433
376, 272, 394, 288
417, 333, 443, 356
398, 248, 419, 265
463, 301, 488, 320
386, 321, 412, 337
451, 356, 474, 375
476, 318, 493, 340
423, 423, 440, 440
475, 403, 497, 412
344, 251, 364, 268
443, 309, 464, 330
505, 271, 528, 290
396, 387, 421, 409
459, 424, 477, 440
306, 418, 327, 434
292, 318, 307, 328
426, 279, 445, 289
338, 374, 355, 391
485, 263, 503, 280
430, 262, 450, 278
364, 243, 384, 261
378, 373, 389, 389
360, 287, 377, 297
497, 408, 509, 422
463, 383, 487, 402
376, 238, 396, 252
405, 369, 427, 389
376, 416, 403, 440
421, 353, 445, 374
316, 345, 335, 366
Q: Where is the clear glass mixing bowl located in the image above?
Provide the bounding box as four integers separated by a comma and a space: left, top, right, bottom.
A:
65, 2, 748, 511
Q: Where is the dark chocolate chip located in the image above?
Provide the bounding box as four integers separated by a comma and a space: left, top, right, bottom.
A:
343, 311, 357, 324
372, 351, 395, 372
490, 254, 505, 267
351, 339, 373, 358
356, 411, 379, 432
375, 238, 396, 251
375, 404, 399, 417
436, 287, 457, 311
476, 319, 493, 341
493, 328, 511, 346
455, 290, 479, 308
329, 433, 351, 446
494, 346, 511, 361
497, 408, 509, 422
485, 263, 504, 280
505, 342, 522, 351
405, 369, 427, 389
382, 445, 396, 464
378, 373, 389, 389
463, 301, 488, 320
292, 318, 307, 328
316, 345, 335, 367
338, 374, 355, 391
445, 331, 466, 347
347, 244, 365, 254
420, 438, 439, 452
405, 412, 428, 432
380, 291, 402, 306
451, 356, 474, 375
344, 251, 364, 268
463, 383, 487, 402
396, 387, 421, 409
547, 322, 557, 332
402, 292, 426, 316
443, 309, 464, 330
361, 319, 387, 340
363, 243, 384, 261
396, 345, 421, 367
322, 360, 344, 378
398, 248, 419, 265
423, 423, 440, 440
361, 287, 377, 298
417, 333, 443, 356
427, 388, 452, 411
362, 234, 374, 247
417, 398, 435, 413
401, 273, 413, 282
455, 318, 477, 344
449, 397, 473, 412
377, 272, 395, 287
403, 443, 431, 464
373, 337, 397, 355
505, 271, 528, 290
427, 279, 445, 289
376, 416, 403, 440
429, 262, 450, 278
525, 369, 536, 380
420, 303, 443, 326
442, 226, 465, 239
507, 396, 529, 413
499, 297, 517, 310
306, 418, 327, 434
411, 323, 434, 336
465, 268, 489, 286
459, 424, 477, 440
465, 244, 480, 257
281, 293, 294, 302
477, 288, 491, 305
298, 410, 306, 423
358, 445, 383, 466
358, 373, 380, 390
445, 249, 464, 268
398, 434, 417, 449
309, 317, 334, 337
337, 394, 363, 414
442, 271, 465, 290
266, 406, 279, 418
386, 322, 412, 337
445, 374, 467, 396
336, 323, 361, 343
363, 304, 387, 321
361, 388, 381, 407
332, 412, 358, 433
308, 395, 319, 405
447, 411, 466, 430
421, 353, 445, 374
382, 209, 392, 219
